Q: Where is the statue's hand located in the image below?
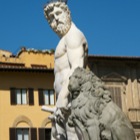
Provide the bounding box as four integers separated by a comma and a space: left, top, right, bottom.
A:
55, 108, 65, 122
68, 114, 74, 127
55, 107, 71, 124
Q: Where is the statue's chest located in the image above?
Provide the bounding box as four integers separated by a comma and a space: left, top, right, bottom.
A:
55, 39, 67, 59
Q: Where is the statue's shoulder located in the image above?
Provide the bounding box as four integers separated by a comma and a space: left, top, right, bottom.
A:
65, 22, 87, 48
67, 22, 85, 37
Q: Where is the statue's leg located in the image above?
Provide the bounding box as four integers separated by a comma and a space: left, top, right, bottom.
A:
50, 117, 57, 140
86, 119, 100, 140
100, 129, 112, 140
73, 119, 89, 140
66, 123, 79, 140
49, 111, 67, 140
56, 121, 67, 140
50, 118, 67, 140
111, 123, 136, 140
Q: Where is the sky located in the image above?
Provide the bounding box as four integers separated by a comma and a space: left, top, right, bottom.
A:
0, 0, 140, 56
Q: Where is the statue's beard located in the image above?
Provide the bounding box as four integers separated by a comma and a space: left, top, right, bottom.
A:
52, 17, 71, 37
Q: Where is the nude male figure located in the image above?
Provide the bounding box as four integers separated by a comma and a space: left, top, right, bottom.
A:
43, 1, 88, 139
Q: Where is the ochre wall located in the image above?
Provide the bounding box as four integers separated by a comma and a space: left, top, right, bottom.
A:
0, 71, 54, 140
18, 51, 54, 68
0, 49, 54, 68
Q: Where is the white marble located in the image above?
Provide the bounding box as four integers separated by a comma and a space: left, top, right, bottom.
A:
43, 1, 88, 140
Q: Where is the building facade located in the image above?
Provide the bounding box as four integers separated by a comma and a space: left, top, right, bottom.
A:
88, 55, 140, 140
0, 48, 55, 140
0, 48, 140, 140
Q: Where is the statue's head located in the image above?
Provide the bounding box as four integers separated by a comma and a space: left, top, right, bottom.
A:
44, 0, 71, 37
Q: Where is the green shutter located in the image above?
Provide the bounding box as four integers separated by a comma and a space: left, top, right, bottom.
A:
39, 128, 45, 140
45, 129, 51, 140
28, 88, 34, 105
10, 88, 16, 105
38, 89, 44, 105
9, 128, 16, 140
30, 128, 37, 140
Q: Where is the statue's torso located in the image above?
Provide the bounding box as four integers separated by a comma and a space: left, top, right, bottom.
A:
54, 37, 70, 96
54, 23, 88, 98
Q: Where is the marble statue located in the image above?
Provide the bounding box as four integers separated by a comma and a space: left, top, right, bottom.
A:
68, 67, 136, 140
42, 1, 135, 140
43, 0, 88, 140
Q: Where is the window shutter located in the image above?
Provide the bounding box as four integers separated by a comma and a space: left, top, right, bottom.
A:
115, 87, 122, 109
10, 88, 16, 105
9, 128, 16, 140
108, 87, 122, 109
28, 88, 34, 105
38, 89, 44, 105
45, 129, 51, 140
39, 128, 45, 140
30, 128, 37, 140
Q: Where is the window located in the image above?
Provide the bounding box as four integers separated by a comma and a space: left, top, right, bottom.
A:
38, 89, 55, 105
9, 128, 37, 140
39, 128, 51, 140
17, 128, 29, 140
44, 90, 55, 105
10, 88, 34, 105
16, 89, 27, 104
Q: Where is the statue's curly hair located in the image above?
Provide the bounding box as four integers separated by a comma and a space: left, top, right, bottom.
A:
44, 1, 71, 22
